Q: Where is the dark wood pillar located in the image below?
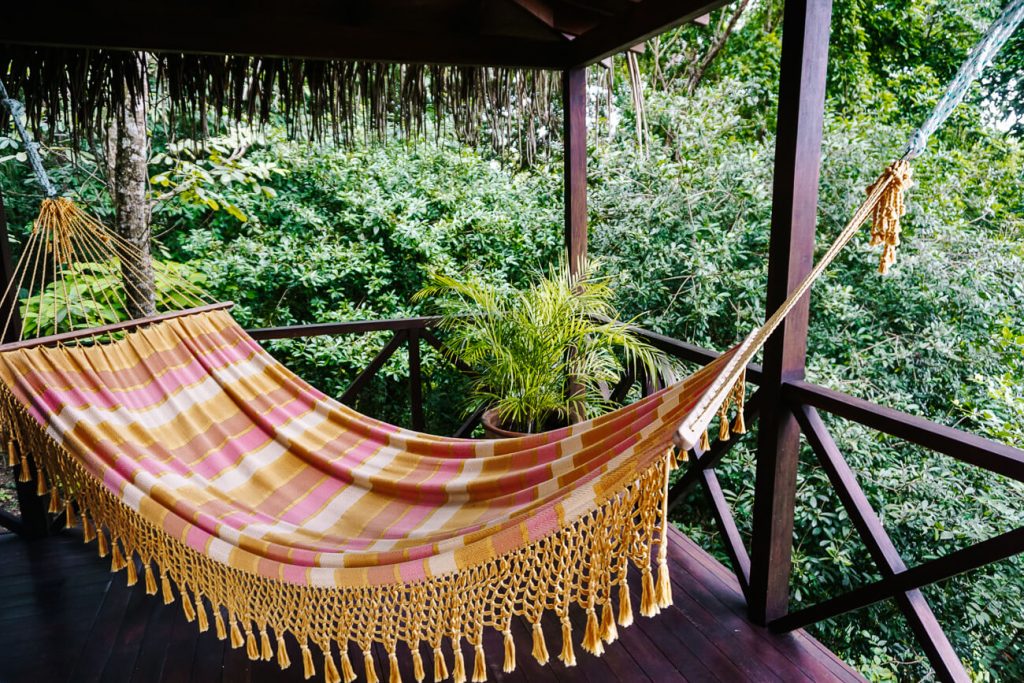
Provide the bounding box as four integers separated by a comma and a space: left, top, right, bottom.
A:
0, 188, 50, 538
748, 0, 832, 625
563, 67, 587, 276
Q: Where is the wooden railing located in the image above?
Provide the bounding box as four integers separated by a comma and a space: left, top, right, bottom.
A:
6, 314, 1022, 681
632, 327, 1023, 682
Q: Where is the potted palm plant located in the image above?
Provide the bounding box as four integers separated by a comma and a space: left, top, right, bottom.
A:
414, 258, 675, 436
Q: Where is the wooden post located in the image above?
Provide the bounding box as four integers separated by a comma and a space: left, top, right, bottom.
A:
0, 188, 50, 538
748, 0, 832, 625
563, 67, 587, 276
408, 329, 425, 432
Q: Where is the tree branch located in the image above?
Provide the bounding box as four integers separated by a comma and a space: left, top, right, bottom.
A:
686, 0, 752, 94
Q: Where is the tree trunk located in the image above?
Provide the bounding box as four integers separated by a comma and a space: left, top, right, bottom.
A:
110, 68, 156, 319
686, 0, 753, 94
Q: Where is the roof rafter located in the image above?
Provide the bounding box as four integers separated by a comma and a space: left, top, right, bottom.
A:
567, 0, 730, 66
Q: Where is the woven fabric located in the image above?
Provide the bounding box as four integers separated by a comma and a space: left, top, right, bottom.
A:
0, 308, 737, 680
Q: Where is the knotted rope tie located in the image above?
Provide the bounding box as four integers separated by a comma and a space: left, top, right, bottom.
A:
867, 160, 914, 274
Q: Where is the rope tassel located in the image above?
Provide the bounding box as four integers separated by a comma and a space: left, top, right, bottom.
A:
452, 638, 466, 683
340, 650, 356, 683
530, 621, 549, 665
143, 562, 157, 595
558, 617, 576, 667
867, 160, 913, 274
390, 651, 403, 683
260, 629, 272, 660
364, 649, 380, 683
277, 635, 291, 670
411, 646, 425, 683
502, 629, 515, 673
324, 648, 341, 683
600, 600, 618, 644
301, 643, 315, 680
433, 646, 448, 681
618, 577, 633, 627
582, 607, 603, 655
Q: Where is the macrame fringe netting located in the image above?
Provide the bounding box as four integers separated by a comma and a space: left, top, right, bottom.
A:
2, 382, 685, 683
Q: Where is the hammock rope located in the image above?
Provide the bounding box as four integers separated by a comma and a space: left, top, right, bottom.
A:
0, 7, 1021, 682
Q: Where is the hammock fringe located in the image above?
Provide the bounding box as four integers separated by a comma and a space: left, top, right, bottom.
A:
0, 378, 677, 683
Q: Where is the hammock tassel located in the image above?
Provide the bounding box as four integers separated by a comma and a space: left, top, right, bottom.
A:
732, 371, 747, 434
301, 643, 315, 680
502, 629, 515, 673
558, 616, 576, 667
656, 455, 674, 610
6, 438, 16, 468
162, 574, 175, 605
65, 501, 76, 528
582, 607, 603, 655
81, 513, 95, 543
618, 577, 633, 627
125, 553, 138, 586
600, 599, 618, 643
433, 646, 448, 681
868, 159, 914, 274
18, 453, 30, 482
48, 487, 60, 513
656, 558, 673, 610
35, 469, 47, 496
390, 650, 403, 683
452, 638, 466, 683
229, 617, 244, 649
530, 621, 549, 665
196, 596, 209, 633
411, 646, 425, 683
260, 628, 272, 660
277, 635, 291, 670
181, 588, 196, 624
640, 567, 658, 617
472, 642, 486, 683
144, 562, 157, 595
245, 627, 259, 660
698, 429, 711, 452
364, 649, 380, 683
111, 540, 127, 573
340, 650, 356, 683
717, 401, 731, 442
324, 648, 342, 683
97, 529, 109, 558
215, 609, 227, 641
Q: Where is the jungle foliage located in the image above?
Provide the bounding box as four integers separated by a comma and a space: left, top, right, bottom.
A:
1, 0, 1023, 679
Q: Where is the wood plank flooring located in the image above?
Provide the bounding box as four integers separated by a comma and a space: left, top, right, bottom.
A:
0, 526, 864, 682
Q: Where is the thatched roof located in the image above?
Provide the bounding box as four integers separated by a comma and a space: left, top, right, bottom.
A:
1, 47, 560, 160
0, 1, 721, 157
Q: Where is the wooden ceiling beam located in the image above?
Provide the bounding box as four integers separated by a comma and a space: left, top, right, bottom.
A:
566, 0, 732, 66
0, 6, 570, 69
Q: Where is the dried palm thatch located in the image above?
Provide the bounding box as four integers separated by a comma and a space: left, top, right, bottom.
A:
0, 46, 560, 162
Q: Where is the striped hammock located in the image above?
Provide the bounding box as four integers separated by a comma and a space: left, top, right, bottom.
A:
0, 304, 741, 683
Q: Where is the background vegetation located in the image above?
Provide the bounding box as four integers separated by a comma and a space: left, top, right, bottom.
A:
2, 0, 1023, 679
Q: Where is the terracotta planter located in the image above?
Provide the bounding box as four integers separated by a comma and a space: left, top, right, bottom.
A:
480, 408, 568, 439
480, 408, 529, 439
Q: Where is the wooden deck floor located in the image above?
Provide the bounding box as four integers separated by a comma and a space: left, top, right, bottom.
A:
0, 525, 863, 682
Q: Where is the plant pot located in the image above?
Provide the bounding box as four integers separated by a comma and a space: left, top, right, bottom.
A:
480, 408, 529, 439
480, 408, 569, 439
